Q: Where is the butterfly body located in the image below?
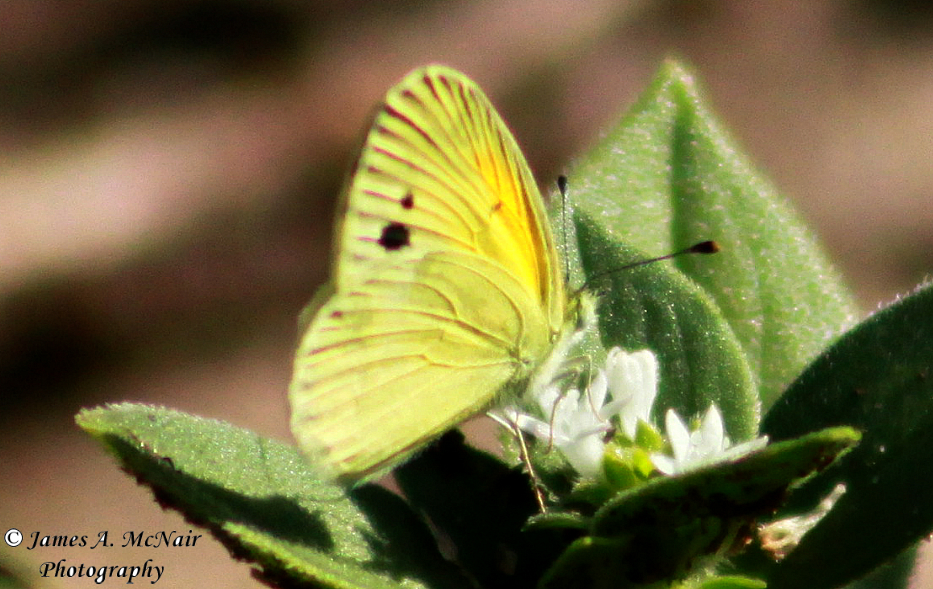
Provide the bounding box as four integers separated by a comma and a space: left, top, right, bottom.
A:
289, 66, 576, 482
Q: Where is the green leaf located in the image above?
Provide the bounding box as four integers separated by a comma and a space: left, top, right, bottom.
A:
694, 577, 767, 589
76, 403, 470, 589
537, 536, 632, 589
395, 431, 575, 589
592, 426, 858, 537
842, 544, 916, 589
540, 427, 859, 589
755, 283, 933, 589
572, 209, 758, 441
566, 59, 858, 409
0, 558, 33, 589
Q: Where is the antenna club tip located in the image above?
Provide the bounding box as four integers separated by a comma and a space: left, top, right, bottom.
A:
557, 175, 568, 194
690, 240, 720, 254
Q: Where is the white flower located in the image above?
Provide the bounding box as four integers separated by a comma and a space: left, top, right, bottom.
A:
495, 348, 661, 479
601, 348, 659, 440
497, 346, 768, 482
651, 405, 769, 475
497, 372, 610, 478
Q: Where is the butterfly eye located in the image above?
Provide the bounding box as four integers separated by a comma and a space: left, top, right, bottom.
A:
378, 222, 410, 250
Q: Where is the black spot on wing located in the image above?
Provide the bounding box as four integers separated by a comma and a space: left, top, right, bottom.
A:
401, 192, 415, 209
378, 222, 410, 250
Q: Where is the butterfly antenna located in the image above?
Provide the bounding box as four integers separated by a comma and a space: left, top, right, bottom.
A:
557, 175, 570, 282
581, 240, 720, 292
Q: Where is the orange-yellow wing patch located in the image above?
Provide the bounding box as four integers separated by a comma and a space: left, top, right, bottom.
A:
289, 65, 566, 482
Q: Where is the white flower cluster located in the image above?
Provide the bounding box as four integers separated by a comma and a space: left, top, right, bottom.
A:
497, 348, 767, 481
651, 405, 768, 475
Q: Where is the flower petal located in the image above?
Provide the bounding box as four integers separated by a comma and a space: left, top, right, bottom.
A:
665, 409, 690, 464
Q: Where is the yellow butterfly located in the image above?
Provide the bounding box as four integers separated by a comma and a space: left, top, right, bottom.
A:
289, 65, 589, 483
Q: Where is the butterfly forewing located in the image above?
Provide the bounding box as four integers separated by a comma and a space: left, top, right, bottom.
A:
289, 65, 566, 481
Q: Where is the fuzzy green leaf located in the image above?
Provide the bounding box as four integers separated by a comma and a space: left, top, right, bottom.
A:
540, 427, 858, 589
696, 577, 767, 589
572, 209, 758, 441
76, 403, 469, 589
754, 283, 933, 589
842, 545, 916, 589
0, 558, 33, 589
395, 431, 573, 589
591, 427, 859, 538
565, 59, 858, 409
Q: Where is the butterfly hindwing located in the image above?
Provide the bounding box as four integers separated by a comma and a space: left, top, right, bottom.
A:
289, 65, 566, 482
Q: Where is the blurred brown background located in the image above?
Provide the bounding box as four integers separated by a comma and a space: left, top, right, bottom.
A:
2, 1, 932, 587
